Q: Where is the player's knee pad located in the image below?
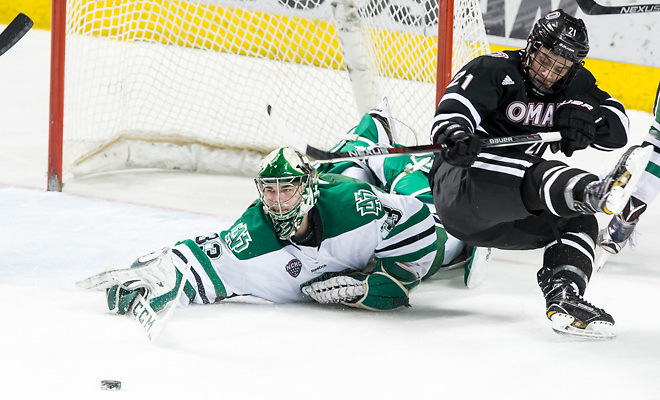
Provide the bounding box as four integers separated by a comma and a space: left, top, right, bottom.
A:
543, 216, 597, 295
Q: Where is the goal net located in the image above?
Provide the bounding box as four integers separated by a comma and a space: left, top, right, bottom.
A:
48, 0, 489, 189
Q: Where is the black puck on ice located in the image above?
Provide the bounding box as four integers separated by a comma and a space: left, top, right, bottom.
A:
100, 380, 122, 391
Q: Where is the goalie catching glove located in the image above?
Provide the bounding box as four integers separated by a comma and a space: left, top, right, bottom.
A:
300, 260, 421, 311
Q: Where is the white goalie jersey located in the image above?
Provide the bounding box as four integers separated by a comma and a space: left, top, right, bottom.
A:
170, 176, 438, 305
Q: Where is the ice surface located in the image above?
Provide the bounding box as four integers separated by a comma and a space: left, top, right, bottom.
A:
1, 28, 659, 399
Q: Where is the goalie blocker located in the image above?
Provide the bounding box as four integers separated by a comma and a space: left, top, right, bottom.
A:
77, 247, 194, 341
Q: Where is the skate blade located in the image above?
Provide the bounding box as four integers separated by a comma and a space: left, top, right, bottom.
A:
603, 146, 653, 215
550, 313, 615, 339
594, 245, 614, 272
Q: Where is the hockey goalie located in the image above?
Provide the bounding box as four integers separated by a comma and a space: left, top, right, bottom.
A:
77, 137, 486, 339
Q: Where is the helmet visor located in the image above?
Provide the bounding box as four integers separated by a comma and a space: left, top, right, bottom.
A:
527, 45, 574, 89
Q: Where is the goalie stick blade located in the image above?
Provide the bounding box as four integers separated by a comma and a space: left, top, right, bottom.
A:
133, 259, 193, 342
576, 0, 660, 14
306, 132, 561, 162
130, 293, 163, 341
0, 13, 34, 57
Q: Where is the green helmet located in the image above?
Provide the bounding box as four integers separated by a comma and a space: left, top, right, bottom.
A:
255, 146, 319, 240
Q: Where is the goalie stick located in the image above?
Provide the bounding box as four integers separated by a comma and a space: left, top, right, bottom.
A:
305, 131, 561, 162
130, 256, 193, 342
0, 13, 33, 57
576, 0, 660, 14
132, 269, 191, 342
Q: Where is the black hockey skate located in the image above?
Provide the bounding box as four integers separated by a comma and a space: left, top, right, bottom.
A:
594, 196, 647, 270
540, 277, 615, 338
574, 145, 652, 215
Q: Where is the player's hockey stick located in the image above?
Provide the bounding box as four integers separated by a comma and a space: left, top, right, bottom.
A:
0, 13, 33, 57
306, 131, 561, 161
576, 0, 660, 14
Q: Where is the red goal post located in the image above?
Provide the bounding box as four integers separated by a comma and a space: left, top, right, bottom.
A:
48, 0, 489, 191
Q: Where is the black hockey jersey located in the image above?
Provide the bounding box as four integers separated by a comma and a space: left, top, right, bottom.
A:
433, 50, 629, 156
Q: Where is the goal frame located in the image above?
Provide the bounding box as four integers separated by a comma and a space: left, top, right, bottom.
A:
47, 0, 459, 192
49, 0, 66, 192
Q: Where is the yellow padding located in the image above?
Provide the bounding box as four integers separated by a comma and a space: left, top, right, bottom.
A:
4, 1, 656, 111
67, 0, 438, 81
490, 44, 660, 113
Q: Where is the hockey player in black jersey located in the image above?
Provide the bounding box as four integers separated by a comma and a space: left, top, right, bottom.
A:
428, 9, 652, 338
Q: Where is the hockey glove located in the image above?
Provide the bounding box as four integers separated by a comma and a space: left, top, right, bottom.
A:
432, 121, 482, 168
301, 275, 366, 305
554, 96, 600, 157
106, 285, 144, 315
76, 247, 195, 315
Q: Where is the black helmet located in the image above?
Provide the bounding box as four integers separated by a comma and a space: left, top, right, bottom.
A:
522, 9, 589, 97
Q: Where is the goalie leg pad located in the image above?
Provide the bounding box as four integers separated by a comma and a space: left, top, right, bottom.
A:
464, 247, 492, 288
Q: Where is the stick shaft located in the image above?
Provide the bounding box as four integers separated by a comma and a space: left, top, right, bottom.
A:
306, 132, 561, 162
576, 0, 660, 14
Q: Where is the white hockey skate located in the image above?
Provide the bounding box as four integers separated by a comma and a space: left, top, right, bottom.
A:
579, 145, 652, 215
595, 196, 646, 271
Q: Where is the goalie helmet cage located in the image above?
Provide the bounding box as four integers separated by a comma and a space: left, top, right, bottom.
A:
47, 0, 489, 191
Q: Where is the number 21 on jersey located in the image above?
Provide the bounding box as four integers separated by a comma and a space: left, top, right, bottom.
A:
447, 71, 474, 91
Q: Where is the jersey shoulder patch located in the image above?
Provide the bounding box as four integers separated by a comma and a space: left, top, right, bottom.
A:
221, 202, 283, 259
316, 180, 385, 239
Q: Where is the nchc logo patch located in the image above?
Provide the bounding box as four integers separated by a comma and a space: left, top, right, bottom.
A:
285, 259, 303, 278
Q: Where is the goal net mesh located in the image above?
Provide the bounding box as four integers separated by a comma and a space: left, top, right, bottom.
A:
59, 0, 489, 179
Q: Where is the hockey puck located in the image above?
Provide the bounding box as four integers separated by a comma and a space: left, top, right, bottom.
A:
100, 380, 122, 391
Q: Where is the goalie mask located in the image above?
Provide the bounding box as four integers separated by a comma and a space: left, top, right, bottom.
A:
255, 146, 319, 241
522, 9, 589, 97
